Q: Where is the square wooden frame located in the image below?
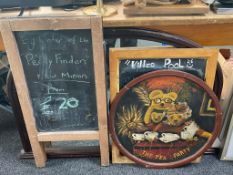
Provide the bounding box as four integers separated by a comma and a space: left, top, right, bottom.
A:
109, 47, 219, 163
0, 16, 109, 167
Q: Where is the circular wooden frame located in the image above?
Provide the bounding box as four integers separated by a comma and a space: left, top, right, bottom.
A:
109, 70, 222, 168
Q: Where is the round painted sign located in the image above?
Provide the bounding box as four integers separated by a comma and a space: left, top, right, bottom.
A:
110, 70, 221, 168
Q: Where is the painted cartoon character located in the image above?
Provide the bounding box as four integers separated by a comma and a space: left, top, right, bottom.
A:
144, 90, 177, 125
163, 102, 192, 126
131, 86, 212, 143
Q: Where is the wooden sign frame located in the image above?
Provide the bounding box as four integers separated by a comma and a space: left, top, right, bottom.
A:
0, 16, 109, 167
109, 47, 219, 164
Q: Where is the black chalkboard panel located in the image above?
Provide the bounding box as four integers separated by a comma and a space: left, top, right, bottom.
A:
119, 58, 206, 88
15, 30, 98, 132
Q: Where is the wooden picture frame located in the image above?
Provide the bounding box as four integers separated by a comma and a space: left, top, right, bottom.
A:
109, 47, 219, 164
0, 16, 109, 167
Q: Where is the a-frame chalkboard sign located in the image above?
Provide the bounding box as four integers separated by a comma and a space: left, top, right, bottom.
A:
0, 16, 109, 167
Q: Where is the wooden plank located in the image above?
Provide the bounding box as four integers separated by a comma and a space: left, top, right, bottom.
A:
109, 49, 127, 164
91, 16, 110, 166
8, 17, 91, 31
38, 131, 99, 142
205, 50, 218, 89
103, 3, 233, 27
3, 21, 232, 50
0, 3, 232, 27
123, 3, 209, 16
146, 23, 233, 46
0, 33, 5, 51
0, 21, 47, 168
109, 49, 119, 103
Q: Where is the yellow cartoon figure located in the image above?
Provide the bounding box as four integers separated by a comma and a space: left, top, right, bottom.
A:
144, 90, 178, 125
163, 102, 192, 126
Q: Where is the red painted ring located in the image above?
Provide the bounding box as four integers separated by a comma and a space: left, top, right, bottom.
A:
109, 69, 222, 168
